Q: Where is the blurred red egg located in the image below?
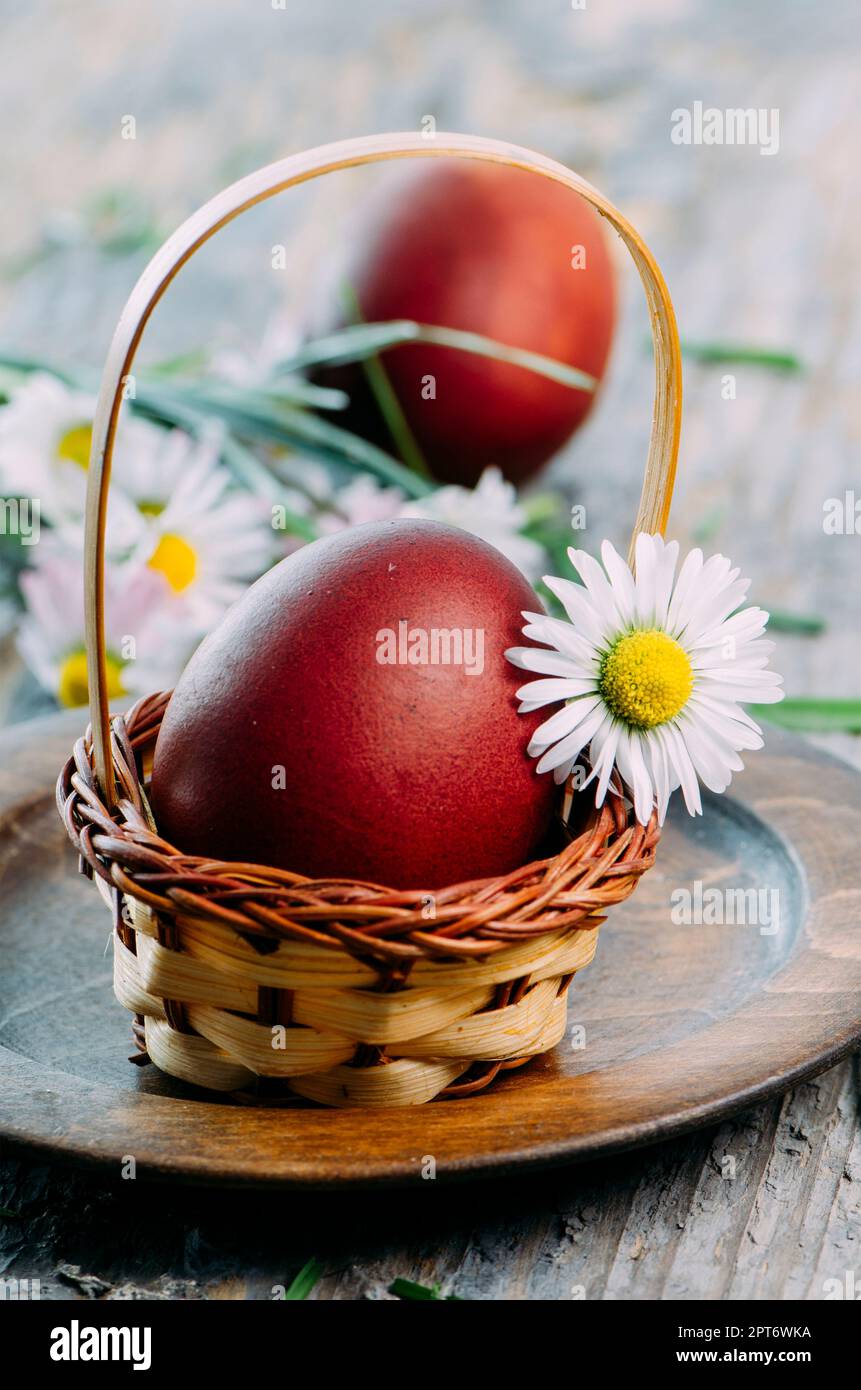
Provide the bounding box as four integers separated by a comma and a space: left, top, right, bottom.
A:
309, 158, 617, 487
150, 520, 557, 889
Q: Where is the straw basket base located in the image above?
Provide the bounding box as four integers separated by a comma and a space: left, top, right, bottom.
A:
107, 878, 593, 1107
60, 692, 660, 1109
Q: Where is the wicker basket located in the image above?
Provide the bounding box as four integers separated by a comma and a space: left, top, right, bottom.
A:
58, 132, 681, 1108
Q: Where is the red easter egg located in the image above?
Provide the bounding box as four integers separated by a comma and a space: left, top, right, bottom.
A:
309, 159, 616, 487
150, 520, 556, 889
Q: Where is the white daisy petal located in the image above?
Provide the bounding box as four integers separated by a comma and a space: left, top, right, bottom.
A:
515, 676, 598, 708
648, 726, 673, 824
678, 577, 752, 647
691, 641, 775, 671
697, 671, 785, 703
505, 647, 583, 678
582, 715, 622, 805
528, 696, 602, 753
520, 613, 598, 665
690, 690, 765, 731
535, 701, 606, 775
626, 729, 657, 824
541, 576, 607, 647
594, 721, 622, 804
654, 538, 680, 629
686, 696, 764, 751
567, 547, 623, 629
665, 547, 704, 635
679, 717, 740, 793
663, 722, 703, 816
690, 606, 769, 650
600, 539, 637, 627
634, 532, 659, 625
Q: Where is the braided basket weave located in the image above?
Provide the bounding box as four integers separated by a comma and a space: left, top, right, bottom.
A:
59, 132, 681, 1108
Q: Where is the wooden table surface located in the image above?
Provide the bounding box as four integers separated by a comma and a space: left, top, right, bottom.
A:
1, 0, 859, 1300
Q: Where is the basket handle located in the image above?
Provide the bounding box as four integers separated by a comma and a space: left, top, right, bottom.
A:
84, 131, 682, 803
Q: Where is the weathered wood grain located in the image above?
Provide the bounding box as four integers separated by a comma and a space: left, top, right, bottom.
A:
1, 1062, 857, 1299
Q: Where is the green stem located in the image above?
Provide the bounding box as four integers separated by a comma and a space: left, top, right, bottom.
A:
283, 1258, 322, 1300
340, 286, 431, 480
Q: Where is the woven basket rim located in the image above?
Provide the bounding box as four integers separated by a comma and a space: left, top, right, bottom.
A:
58, 689, 661, 970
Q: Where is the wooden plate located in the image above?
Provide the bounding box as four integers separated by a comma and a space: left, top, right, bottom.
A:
1, 711, 859, 1188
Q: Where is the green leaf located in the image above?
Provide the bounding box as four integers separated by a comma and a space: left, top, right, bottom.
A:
522, 493, 564, 528
260, 377, 350, 411
0, 350, 89, 388
278, 321, 598, 394
389, 1277, 463, 1301
284, 1258, 323, 1300
135, 379, 430, 497
523, 504, 577, 617
214, 433, 285, 502
0, 349, 427, 501
679, 339, 802, 371
146, 349, 211, 379
751, 698, 861, 732
154, 372, 347, 414
340, 285, 431, 479
765, 610, 826, 636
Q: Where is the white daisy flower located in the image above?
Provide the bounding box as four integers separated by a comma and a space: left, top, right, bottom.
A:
400, 466, 547, 582
0, 372, 98, 527
211, 313, 303, 388
32, 415, 278, 633
0, 371, 183, 552
17, 548, 186, 708
274, 455, 340, 514
125, 430, 278, 632
506, 533, 784, 825
317, 473, 405, 534
273, 457, 406, 536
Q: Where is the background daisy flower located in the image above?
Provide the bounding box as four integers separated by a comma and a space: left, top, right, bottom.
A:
0, 372, 97, 527
316, 473, 405, 534
123, 430, 279, 632
401, 466, 547, 582
17, 548, 183, 707
128, 447, 276, 633
507, 533, 784, 825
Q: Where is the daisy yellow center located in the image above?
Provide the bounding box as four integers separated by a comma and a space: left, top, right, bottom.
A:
58, 650, 126, 709
57, 423, 93, 469
599, 629, 693, 730
148, 532, 197, 592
